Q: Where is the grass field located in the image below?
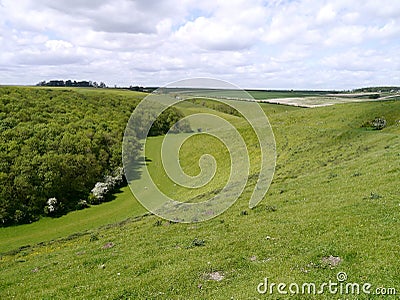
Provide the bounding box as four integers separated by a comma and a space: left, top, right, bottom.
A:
1, 90, 399, 299
167, 88, 327, 101
247, 90, 328, 100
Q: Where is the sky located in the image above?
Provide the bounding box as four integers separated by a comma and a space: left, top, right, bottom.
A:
0, 0, 399, 90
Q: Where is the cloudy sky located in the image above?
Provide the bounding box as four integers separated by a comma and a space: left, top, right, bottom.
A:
1, 0, 399, 89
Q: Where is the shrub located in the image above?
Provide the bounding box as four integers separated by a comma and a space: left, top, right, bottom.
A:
44, 198, 59, 215
76, 200, 89, 210
88, 167, 124, 204
90, 182, 109, 203
371, 117, 387, 130
362, 117, 387, 130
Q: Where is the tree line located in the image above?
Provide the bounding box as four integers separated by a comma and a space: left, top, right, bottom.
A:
36, 80, 158, 92
353, 86, 400, 93
37, 80, 107, 88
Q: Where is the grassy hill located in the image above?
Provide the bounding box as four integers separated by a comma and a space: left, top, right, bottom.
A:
0, 93, 399, 299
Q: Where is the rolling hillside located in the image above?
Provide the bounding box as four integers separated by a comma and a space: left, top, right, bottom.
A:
1, 92, 399, 299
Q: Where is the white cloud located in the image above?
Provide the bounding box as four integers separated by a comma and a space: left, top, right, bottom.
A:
324, 25, 366, 46
322, 48, 400, 72
368, 20, 400, 40
0, 0, 399, 89
174, 17, 259, 51
174, 0, 267, 51
316, 4, 337, 24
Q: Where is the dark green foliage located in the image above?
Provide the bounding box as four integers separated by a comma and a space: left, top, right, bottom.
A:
127, 101, 192, 140
149, 106, 192, 136
0, 87, 143, 226
353, 86, 400, 93
368, 93, 380, 99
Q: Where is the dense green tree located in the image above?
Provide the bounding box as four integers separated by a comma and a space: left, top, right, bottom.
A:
0, 88, 139, 225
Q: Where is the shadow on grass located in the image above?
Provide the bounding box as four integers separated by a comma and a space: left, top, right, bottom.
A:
102, 156, 152, 203
124, 155, 151, 181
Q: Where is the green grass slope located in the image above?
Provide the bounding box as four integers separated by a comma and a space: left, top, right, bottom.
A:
1, 99, 399, 299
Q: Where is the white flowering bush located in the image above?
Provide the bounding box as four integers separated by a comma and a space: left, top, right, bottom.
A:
88, 167, 124, 204
44, 197, 58, 215
90, 182, 109, 202
76, 199, 89, 210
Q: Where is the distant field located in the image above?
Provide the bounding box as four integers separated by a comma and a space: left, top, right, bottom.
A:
247, 90, 329, 100
165, 88, 400, 108
256, 96, 400, 108
168, 88, 328, 100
